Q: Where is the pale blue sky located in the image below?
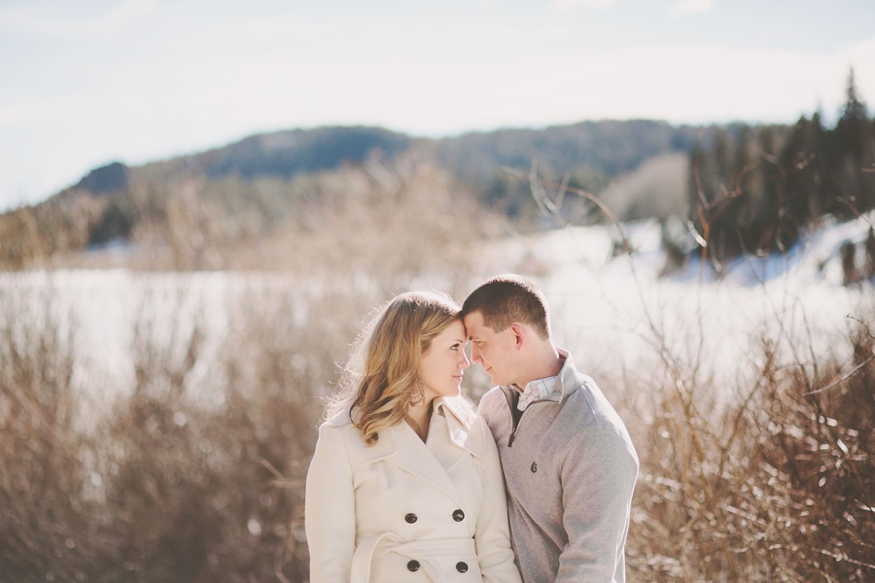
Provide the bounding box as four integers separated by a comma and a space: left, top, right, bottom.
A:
2, 0, 874, 209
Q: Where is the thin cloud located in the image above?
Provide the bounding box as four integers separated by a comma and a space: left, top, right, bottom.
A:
551, 0, 617, 14
670, 0, 716, 17
0, 0, 158, 39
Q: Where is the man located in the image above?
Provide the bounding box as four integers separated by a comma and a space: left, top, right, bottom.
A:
462, 274, 638, 583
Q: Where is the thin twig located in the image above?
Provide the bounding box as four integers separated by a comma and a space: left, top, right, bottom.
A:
805, 355, 875, 395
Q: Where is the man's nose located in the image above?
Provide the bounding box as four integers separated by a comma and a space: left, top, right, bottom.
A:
470, 344, 482, 363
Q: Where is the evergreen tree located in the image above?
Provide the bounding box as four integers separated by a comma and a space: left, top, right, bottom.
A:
833, 68, 875, 213
690, 126, 745, 263
840, 68, 868, 124
676, 73, 875, 271
780, 114, 823, 228
728, 125, 755, 253
754, 126, 788, 251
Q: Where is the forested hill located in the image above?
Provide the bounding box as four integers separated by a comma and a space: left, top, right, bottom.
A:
438, 119, 699, 179
436, 119, 701, 217
0, 118, 719, 270
191, 126, 413, 181
66, 126, 414, 197
59, 120, 700, 199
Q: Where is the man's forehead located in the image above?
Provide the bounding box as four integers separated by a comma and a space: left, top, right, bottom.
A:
463, 311, 485, 325
463, 312, 493, 335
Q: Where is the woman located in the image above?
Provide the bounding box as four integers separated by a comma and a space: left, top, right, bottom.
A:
305, 291, 521, 583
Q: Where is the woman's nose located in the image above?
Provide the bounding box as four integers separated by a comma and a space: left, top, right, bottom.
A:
459, 352, 470, 369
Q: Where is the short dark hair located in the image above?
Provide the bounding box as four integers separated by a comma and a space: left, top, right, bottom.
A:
462, 274, 550, 340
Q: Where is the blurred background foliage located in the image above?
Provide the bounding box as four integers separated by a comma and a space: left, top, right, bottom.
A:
685, 70, 875, 269
0, 70, 874, 582
1, 72, 873, 275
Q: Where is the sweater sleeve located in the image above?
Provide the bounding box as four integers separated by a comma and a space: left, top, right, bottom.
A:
556, 426, 639, 583
305, 423, 356, 583
473, 415, 523, 583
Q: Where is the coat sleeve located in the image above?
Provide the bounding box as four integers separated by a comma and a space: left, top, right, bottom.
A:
556, 426, 639, 583
473, 416, 523, 583
305, 423, 356, 583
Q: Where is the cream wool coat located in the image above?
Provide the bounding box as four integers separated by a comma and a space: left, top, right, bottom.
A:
305, 397, 522, 583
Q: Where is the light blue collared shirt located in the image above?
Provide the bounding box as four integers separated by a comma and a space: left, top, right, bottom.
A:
516, 375, 560, 411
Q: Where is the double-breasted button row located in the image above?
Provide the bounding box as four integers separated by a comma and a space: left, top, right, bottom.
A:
404, 510, 465, 524
405, 560, 468, 573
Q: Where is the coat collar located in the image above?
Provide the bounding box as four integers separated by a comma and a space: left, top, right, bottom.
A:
328, 398, 480, 457
328, 398, 482, 507
327, 406, 401, 465
433, 397, 481, 459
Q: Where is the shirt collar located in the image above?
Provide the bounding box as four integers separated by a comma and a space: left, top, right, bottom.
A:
516, 375, 559, 411
502, 348, 579, 406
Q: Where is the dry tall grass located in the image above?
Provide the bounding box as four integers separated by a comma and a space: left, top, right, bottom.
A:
0, 284, 84, 579
2, 160, 874, 582
621, 307, 875, 582
0, 159, 497, 581
0, 285, 340, 582
523, 168, 875, 581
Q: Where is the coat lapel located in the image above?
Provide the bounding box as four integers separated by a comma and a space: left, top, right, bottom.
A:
341, 418, 463, 507
336, 400, 483, 509
391, 422, 464, 507
438, 399, 482, 459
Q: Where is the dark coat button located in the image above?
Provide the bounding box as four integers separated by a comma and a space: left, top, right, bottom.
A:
407, 560, 420, 572
405, 513, 418, 524
456, 561, 468, 573
452, 509, 465, 522
531, 462, 538, 473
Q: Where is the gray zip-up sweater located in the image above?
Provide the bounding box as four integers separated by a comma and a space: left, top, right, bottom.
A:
477, 350, 638, 583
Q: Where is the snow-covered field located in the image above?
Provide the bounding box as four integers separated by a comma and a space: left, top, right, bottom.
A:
2, 213, 873, 404
0, 269, 321, 407
475, 214, 875, 399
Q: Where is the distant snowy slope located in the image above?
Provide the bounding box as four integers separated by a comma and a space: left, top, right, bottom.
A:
476, 213, 875, 397
1, 214, 873, 406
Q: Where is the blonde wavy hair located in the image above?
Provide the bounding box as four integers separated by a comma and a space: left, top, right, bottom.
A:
326, 291, 464, 446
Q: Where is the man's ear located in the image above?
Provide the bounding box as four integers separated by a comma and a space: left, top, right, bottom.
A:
509, 324, 526, 349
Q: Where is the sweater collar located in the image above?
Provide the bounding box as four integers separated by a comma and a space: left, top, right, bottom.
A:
554, 348, 581, 402
502, 347, 580, 405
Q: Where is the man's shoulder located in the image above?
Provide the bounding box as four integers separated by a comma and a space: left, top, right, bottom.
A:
477, 385, 507, 407
477, 386, 510, 434
568, 377, 639, 467
560, 371, 632, 437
